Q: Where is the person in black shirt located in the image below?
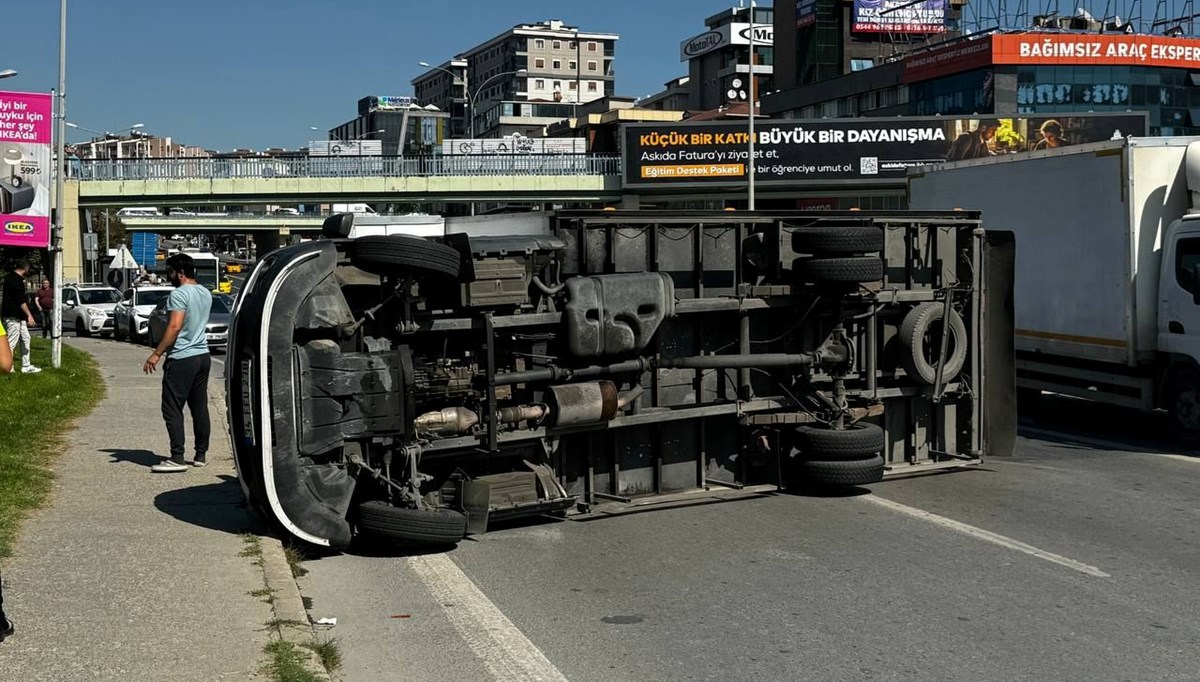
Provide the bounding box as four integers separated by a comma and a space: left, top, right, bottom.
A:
1, 259, 39, 374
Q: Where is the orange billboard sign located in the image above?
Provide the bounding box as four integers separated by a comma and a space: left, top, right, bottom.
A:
992, 33, 1200, 69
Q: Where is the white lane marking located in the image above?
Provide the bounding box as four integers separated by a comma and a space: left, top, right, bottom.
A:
861, 494, 1111, 578
409, 554, 569, 682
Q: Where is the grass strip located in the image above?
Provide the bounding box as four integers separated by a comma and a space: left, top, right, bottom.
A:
0, 338, 104, 557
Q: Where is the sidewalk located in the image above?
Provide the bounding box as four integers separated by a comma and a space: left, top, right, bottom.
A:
0, 337, 273, 681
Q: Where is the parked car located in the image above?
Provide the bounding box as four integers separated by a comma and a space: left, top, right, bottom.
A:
112, 286, 174, 343
61, 284, 121, 337
146, 293, 232, 351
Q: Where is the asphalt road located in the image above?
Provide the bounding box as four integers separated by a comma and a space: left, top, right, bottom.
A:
297, 403, 1200, 682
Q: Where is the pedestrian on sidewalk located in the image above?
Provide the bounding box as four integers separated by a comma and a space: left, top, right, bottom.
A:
142, 253, 212, 473
2, 260, 40, 374
34, 280, 53, 339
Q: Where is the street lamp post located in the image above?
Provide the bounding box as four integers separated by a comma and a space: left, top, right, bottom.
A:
52, 0, 66, 368
0, 69, 17, 79
418, 61, 469, 138
467, 69, 527, 139
354, 129, 385, 140
748, 0, 757, 212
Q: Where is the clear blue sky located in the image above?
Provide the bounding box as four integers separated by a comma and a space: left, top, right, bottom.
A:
5, 0, 742, 151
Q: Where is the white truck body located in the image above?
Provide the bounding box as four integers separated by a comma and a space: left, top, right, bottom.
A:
909, 136, 1200, 420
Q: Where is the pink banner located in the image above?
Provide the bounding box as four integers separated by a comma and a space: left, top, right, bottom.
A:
0, 91, 53, 248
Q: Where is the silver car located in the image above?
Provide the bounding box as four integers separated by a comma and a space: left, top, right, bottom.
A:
146, 293, 232, 351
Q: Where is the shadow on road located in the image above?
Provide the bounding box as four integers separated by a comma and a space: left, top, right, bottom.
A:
154, 475, 256, 536
1020, 392, 1193, 456
101, 448, 166, 468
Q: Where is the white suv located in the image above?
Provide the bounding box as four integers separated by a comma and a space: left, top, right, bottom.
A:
62, 283, 121, 337
112, 286, 173, 344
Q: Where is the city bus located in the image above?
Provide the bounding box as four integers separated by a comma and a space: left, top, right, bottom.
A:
159, 249, 222, 291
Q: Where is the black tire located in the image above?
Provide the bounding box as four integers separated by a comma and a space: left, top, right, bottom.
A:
348, 236, 462, 279
793, 256, 883, 284
75, 318, 90, 338
147, 325, 157, 348
797, 455, 885, 487
793, 422, 884, 461
791, 226, 883, 255
356, 501, 467, 546
898, 302, 968, 385
129, 320, 141, 344
114, 318, 126, 341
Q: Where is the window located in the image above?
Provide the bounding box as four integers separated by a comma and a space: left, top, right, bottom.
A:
850, 59, 873, 72
569, 60, 577, 71
587, 41, 598, 52
534, 39, 545, 49
553, 81, 562, 90
535, 58, 545, 68
553, 41, 561, 50
587, 60, 597, 72
64, 289, 77, 305
1176, 238, 1200, 295
569, 81, 577, 90
568, 41, 576, 49
588, 81, 597, 92
535, 79, 545, 89
553, 59, 561, 69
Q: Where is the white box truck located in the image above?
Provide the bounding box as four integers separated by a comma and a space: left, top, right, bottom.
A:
909, 136, 1200, 440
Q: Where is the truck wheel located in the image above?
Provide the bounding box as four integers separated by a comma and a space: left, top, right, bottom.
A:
797, 455, 886, 487
1168, 369, 1200, 445
356, 501, 467, 546
791, 226, 883, 255
793, 422, 884, 461
898, 302, 968, 385
75, 318, 90, 338
348, 236, 462, 279
793, 256, 883, 284
114, 319, 126, 341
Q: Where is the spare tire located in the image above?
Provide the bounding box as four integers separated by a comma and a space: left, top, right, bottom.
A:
356, 501, 467, 546
793, 422, 884, 461
348, 235, 462, 279
791, 226, 883, 255
797, 455, 886, 487
793, 256, 883, 284
898, 302, 968, 385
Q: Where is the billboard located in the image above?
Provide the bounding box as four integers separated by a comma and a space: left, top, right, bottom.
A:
622, 114, 1148, 188
853, 0, 947, 34
796, 0, 818, 28
0, 91, 52, 248
441, 137, 586, 155
992, 33, 1200, 69
680, 23, 774, 61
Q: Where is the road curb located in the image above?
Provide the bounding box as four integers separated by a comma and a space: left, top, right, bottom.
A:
258, 534, 332, 681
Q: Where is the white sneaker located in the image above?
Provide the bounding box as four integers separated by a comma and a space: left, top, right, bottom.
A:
20, 366, 41, 374
150, 460, 189, 473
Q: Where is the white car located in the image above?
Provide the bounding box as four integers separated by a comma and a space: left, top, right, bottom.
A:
61, 284, 121, 337
112, 286, 174, 344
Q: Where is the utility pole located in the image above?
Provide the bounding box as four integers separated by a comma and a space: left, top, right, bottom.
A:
52, 0, 66, 368
747, 0, 757, 212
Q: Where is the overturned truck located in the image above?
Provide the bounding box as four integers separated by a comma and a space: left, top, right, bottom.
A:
227, 210, 1014, 549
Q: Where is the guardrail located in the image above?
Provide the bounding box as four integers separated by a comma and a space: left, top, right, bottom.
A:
77, 154, 622, 181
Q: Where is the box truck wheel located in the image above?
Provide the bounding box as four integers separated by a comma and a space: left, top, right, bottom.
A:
899, 302, 967, 385
355, 501, 467, 546
795, 455, 885, 487
348, 235, 462, 279
1168, 369, 1200, 444
792, 256, 883, 284
791, 226, 883, 255
792, 422, 884, 461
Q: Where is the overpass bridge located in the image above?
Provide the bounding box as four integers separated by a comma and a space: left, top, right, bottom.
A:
74, 155, 625, 207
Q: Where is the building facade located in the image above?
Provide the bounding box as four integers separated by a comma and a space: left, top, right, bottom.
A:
679, 5, 776, 111
412, 59, 469, 138
412, 19, 618, 138
766, 0, 1200, 136
331, 96, 450, 156
77, 133, 209, 160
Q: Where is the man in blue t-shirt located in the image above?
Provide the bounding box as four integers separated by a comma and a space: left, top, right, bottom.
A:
143, 253, 213, 473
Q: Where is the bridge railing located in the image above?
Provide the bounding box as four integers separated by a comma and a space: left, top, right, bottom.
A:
76, 154, 622, 181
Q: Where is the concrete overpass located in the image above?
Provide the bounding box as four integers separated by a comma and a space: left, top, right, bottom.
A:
74, 156, 625, 207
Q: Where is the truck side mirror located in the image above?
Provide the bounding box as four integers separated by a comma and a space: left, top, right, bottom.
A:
322, 213, 354, 239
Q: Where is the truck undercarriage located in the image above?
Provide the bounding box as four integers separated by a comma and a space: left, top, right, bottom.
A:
226, 210, 1013, 549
